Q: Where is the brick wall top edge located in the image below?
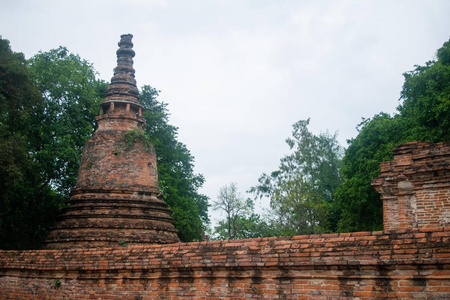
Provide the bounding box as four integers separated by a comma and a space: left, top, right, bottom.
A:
393, 141, 450, 155
1, 227, 446, 254
1, 228, 448, 273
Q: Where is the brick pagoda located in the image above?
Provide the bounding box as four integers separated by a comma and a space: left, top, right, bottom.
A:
43, 34, 180, 249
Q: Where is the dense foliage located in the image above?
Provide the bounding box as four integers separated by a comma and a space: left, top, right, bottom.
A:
0, 40, 208, 248
0, 37, 49, 249
336, 39, 450, 232
0, 40, 107, 249
28, 47, 108, 195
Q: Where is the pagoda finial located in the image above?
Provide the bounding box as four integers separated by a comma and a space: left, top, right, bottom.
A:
96, 34, 146, 132
105, 34, 140, 103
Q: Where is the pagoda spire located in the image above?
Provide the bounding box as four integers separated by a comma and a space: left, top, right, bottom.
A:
97, 34, 145, 132
105, 33, 140, 104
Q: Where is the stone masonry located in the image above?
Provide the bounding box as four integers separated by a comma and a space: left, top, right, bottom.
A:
372, 142, 450, 231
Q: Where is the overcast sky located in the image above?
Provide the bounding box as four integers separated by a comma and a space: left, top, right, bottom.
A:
1, 0, 449, 225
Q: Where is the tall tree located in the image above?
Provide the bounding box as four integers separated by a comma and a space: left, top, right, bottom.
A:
251, 119, 343, 235
0, 38, 63, 249
398, 39, 450, 142
212, 182, 271, 240
140, 85, 209, 242
28, 47, 108, 195
335, 114, 402, 232
1, 43, 107, 249
336, 39, 450, 232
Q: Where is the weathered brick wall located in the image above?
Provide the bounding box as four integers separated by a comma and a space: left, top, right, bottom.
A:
76, 130, 159, 190
1, 228, 449, 299
372, 142, 450, 231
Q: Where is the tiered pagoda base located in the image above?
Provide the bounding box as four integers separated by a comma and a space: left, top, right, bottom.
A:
43, 187, 179, 249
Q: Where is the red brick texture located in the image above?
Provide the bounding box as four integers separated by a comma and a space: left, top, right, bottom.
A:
76, 130, 158, 190
1, 228, 449, 299
372, 142, 450, 231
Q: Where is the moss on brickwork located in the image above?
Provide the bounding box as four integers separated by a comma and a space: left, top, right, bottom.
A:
122, 129, 152, 151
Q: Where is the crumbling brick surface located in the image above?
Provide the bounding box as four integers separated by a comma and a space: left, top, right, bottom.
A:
372, 142, 450, 231
76, 130, 158, 190
1, 228, 449, 299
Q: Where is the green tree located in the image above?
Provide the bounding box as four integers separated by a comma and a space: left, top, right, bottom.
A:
251, 119, 343, 235
0, 38, 64, 249
336, 39, 450, 232
335, 114, 403, 232
28, 47, 108, 195
0, 43, 107, 249
398, 39, 450, 142
140, 85, 209, 242
213, 212, 274, 240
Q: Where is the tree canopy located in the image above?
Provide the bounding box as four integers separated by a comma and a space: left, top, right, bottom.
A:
230, 39, 450, 238
1, 37, 40, 249
28, 46, 108, 195
0, 39, 72, 248
1, 36, 448, 246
